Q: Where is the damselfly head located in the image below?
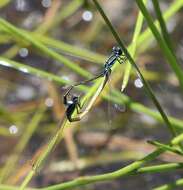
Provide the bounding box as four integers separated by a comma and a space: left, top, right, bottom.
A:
112, 46, 122, 56
72, 95, 79, 103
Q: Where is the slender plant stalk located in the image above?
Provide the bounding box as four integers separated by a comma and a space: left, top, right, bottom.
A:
153, 178, 183, 190
0, 105, 46, 183
1, 0, 83, 60
121, 0, 146, 91
19, 117, 68, 190
0, 18, 92, 78
40, 149, 164, 190
109, 89, 183, 129
152, 0, 175, 53
34, 34, 106, 64
48, 0, 84, 33
1, 163, 183, 190
148, 140, 183, 156
92, 0, 176, 137
32, 130, 183, 190
137, 163, 183, 174
136, 0, 183, 89
14, 0, 181, 66
172, 133, 183, 145
134, 0, 183, 52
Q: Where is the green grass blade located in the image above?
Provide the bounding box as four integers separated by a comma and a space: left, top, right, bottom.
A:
0, 18, 92, 78
34, 34, 106, 64
138, 163, 183, 174
36, 0, 84, 34
121, 0, 146, 91
19, 117, 68, 190
152, 0, 175, 53
171, 133, 183, 145
147, 140, 183, 156
137, 0, 183, 52
0, 56, 73, 86
1, 163, 183, 190
14, 0, 180, 68
27, 132, 183, 190
40, 149, 164, 190
50, 0, 84, 33
153, 178, 183, 190
110, 90, 183, 130
92, 0, 177, 137
0, 105, 46, 183
136, 0, 183, 89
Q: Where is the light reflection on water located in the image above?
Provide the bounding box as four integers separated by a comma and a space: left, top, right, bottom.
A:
41, 0, 52, 8
114, 103, 126, 113
9, 125, 18, 135
45, 97, 54, 107
134, 78, 143, 88
19, 48, 29, 58
82, 10, 93, 22
15, 0, 29, 12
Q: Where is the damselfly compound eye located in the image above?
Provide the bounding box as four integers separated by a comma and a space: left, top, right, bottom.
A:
112, 46, 122, 55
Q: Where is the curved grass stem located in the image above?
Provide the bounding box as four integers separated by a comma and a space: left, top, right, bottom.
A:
136, 0, 183, 89
92, 0, 177, 137
19, 117, 68, 190
36, 132, 183, 190
121, 0, 146, 91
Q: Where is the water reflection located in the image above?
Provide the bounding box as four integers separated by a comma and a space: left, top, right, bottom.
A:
16, 85, 35, 100
15, 0, 29, 12
9, 125, 18, 135
45, 97, 54, 107
41, 0, 52, 8
82, 10, 93, 22
114, 103, 126, 113
134, 78, 143, 88
19, 48, 29, 58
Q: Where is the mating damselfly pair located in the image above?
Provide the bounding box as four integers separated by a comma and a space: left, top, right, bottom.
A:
64, 46, 127, 122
